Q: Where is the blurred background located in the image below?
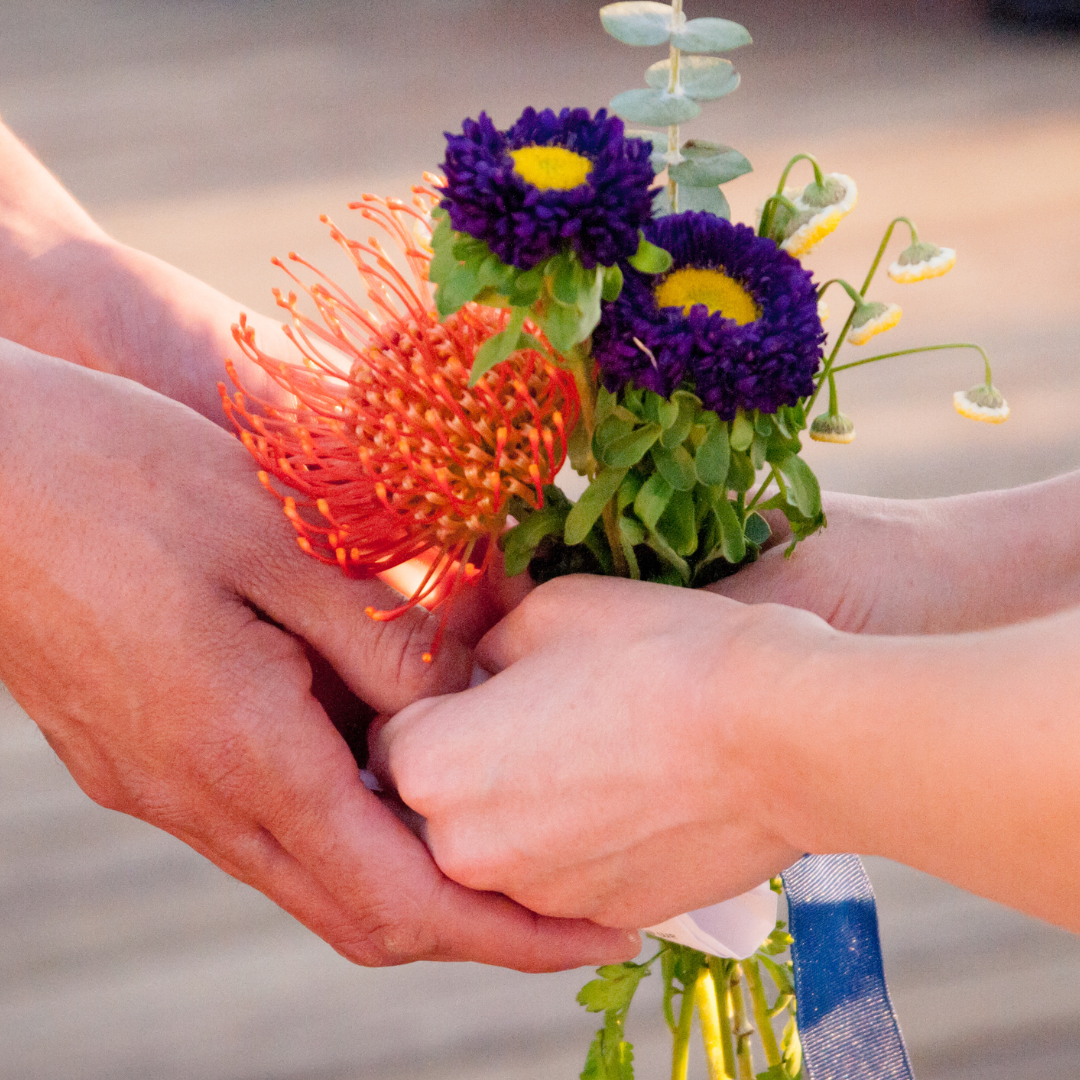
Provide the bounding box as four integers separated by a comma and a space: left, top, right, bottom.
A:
1, 0, 1079, 1077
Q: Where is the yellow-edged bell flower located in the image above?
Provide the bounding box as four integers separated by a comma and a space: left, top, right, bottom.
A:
954, 384, 1010, 423
775, 173, 858, 258
888, 241, 957, 284
810, 411, 855, 443
848, 300, 902, 346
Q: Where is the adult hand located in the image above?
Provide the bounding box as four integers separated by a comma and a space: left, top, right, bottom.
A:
0, 341, 638, 971
712, 477, 1080, 635
372, 574, 819, 929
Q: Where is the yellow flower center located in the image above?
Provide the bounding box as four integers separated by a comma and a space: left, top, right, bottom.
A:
509, 146, 593, 190
654, 267, 760, 325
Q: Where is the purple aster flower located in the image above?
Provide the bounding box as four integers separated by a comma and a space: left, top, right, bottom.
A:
592, 212, 826, 419
439, 107, 655, 270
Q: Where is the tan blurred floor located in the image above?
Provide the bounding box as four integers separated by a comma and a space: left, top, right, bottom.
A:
2, 1, 1080, 1077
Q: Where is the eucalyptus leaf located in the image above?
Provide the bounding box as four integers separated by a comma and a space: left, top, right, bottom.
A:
634, 471, 674, 530
651, 443, 696, 491
565, 467, 628, 546
599, 1, 673, 46
610, 88, 701, 127
670, 17, 752, 53
468, 306, 526, 386
675, 184, 731, 218
628, 234, 674, 274
694, 420, 730, 484
604, 423, 663, 468
669, 141, 753, 186
646, 56, 740, 101
652, 187, 671, 217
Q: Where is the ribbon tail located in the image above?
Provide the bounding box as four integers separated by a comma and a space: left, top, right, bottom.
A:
782, 854, 915, 1080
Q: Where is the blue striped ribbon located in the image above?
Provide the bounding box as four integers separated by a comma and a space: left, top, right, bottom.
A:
781, 854, 914, 1080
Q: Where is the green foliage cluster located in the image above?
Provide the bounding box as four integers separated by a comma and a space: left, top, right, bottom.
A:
600, 0, 753, 217
502, 386, 823, 587
429, 209, 671, 385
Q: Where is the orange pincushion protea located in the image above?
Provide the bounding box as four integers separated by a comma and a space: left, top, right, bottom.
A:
221, 185, 579, 659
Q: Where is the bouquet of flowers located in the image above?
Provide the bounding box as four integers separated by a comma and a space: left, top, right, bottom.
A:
219, 4, 1007, 1077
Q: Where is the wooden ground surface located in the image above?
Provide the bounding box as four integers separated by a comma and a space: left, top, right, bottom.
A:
2, 1, 1080, 1076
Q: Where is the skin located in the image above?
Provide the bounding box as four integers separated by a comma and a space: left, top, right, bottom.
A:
374, 478, 1080, 933
0, 120, 637, 970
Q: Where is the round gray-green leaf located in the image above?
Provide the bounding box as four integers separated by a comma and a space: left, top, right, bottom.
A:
669, 141, 753, 186
670, 17, 752, 53
599, 1, 673, 45
675, 183, 731, 219
646, 56, 739, 101
610, 88, 701, 127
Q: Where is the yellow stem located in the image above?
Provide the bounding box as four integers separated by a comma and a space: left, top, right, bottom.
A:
695, 964, 730, 1080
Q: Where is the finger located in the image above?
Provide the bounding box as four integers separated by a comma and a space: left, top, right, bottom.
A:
221, 644, 637, 970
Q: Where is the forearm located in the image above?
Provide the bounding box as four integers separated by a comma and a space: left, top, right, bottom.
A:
775, 605, 1080, 929
0, 120, 287, 422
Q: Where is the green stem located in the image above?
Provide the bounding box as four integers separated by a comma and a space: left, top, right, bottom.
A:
829, 342, 994, 383
775, 152, 824, 195
860, 216, 917, 297
757, 193, 798, 239
671, 971, 696, 1080
695, 964, 728, 1080
827, 372, 839, 416
744, 466, 778, 514
804, 304, 856, 414
729, 965, 755, 1080
709, 958, 737, 1080
666, 0, 684, 212
743, 960, 783, 1069
602, 500, 630, 577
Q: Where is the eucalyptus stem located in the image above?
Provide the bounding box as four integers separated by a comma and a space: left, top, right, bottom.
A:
830, 342, 994, 383
729, 965, 756, 1080
695, 964, 729, 1080
709, 958, 738, 1080
743, 960, 783, 1068
666, 0, 684, 212
671, 973, 696, 1080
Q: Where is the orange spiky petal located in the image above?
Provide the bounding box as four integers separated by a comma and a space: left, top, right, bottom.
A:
223, 188, 580, 658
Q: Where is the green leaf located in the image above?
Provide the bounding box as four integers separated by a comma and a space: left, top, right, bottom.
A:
610, 88, 701, 127
671, 17, 752, 53
634, 471, 674, 530
669, 141, 753, 187
656, 489, 697, 556
651, 443, 696, 491
770, 450, 822, 518
620, 514, 646, 547
599, 1, 673, 45
427, 215, 457, 283
553, 254, 584, 306
750, 431, 767, 471
646, 56, 740, 101
595, 385, 618, 427
659, 392, 696, 448
468, 306, 526, 386
541, 300, 585, 352
602, 263, 624, 302
744, 511, 772, 546
694, 419, 730, 484
594, 413, 637, 456
501, 505, 566, 576
628, 234, 674, 274
755, 1066, 791, 1080
568, 417, 593, 474
577, 962, 651, 1012
655, 396, 679, 429
730, 411, 754, 451
645, 528, 691, 584
726, 449, 755, 493
604, 423, 663, 468
565, 467, 628, 546
617, 471, 644, 513
715, 495, 746, 563
580, 1029, 604, 1080
436, 262, 483, 319
675, 184, 731, 218
507, 266, 545, 306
